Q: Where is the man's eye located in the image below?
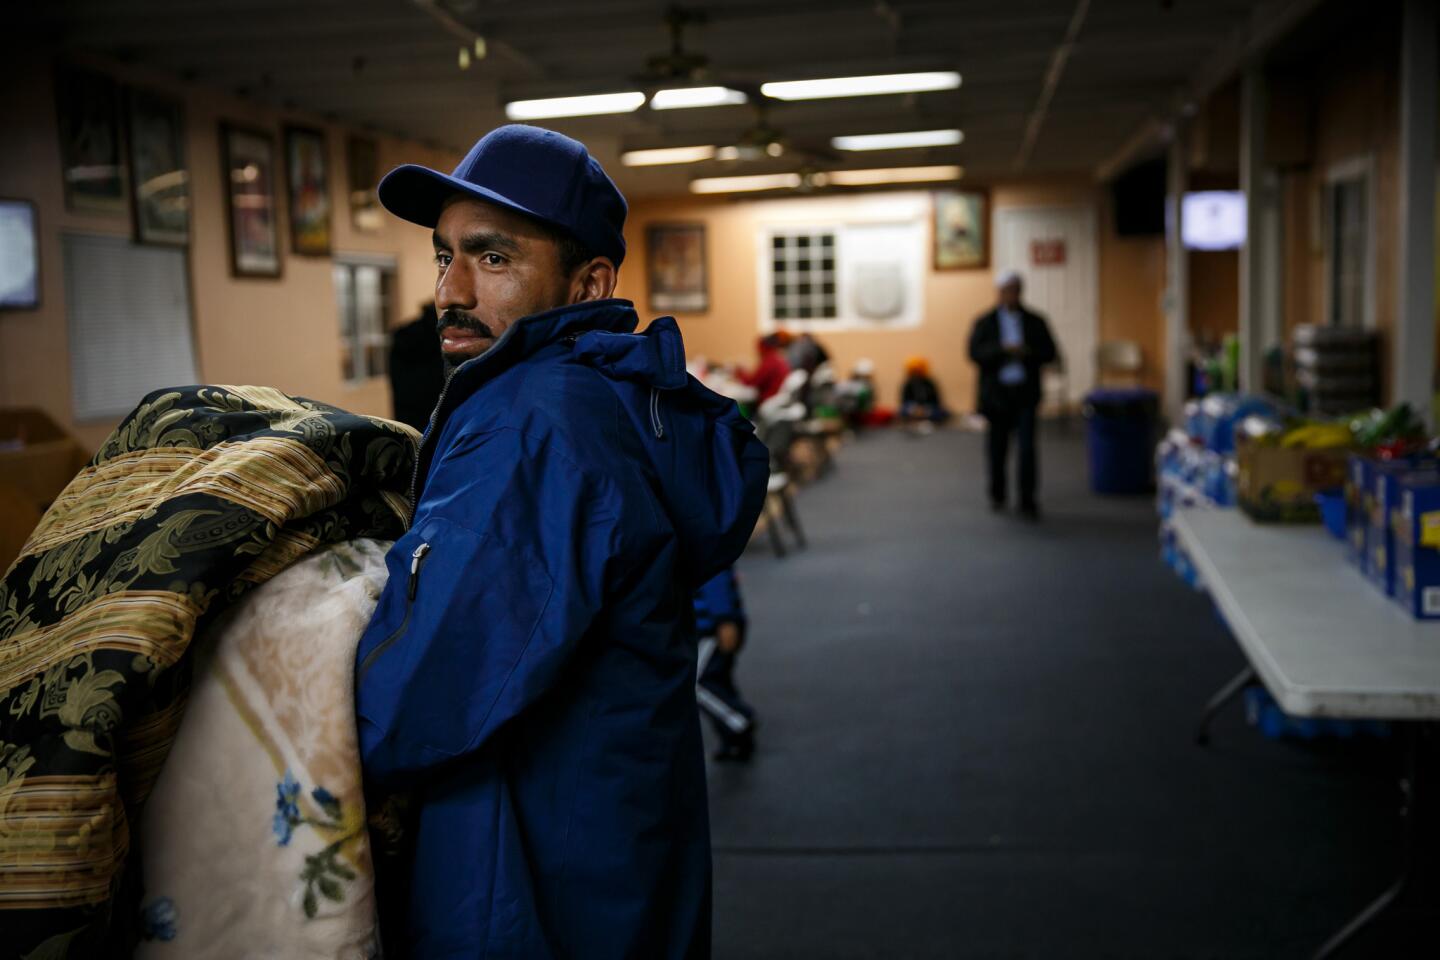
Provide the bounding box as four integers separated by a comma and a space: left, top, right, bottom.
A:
434, 253, 452, 268
482, 253, 506, 266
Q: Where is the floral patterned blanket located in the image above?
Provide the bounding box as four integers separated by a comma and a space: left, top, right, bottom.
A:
0, 386, 415, 958
136, 538, 391, 959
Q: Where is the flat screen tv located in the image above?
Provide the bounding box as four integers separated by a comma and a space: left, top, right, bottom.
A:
1182, 191, 1246, 251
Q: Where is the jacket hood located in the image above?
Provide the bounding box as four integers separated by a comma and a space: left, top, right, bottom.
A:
572, 312, 769, 586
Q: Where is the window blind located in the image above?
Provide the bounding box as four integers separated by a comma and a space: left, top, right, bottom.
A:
63, 232, 199, 421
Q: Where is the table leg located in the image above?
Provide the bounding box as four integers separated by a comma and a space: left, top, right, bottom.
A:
1194, 665, 1257, 746
1311, 723, 1434, 959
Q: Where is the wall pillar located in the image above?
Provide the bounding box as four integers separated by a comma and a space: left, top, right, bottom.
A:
1165, 128, 1190, 422
1239, 65, 1269, 394
1395, 0, 1438, 420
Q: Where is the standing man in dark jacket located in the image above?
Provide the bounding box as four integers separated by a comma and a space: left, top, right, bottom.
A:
355, 124, 769, 958
967, 270, 1059, 518
386, 302, 445, 431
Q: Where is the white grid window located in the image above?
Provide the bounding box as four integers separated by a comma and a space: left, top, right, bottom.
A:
334, 258, 395, 382
1328, 175, 1369, 328
769, 231, 837, 321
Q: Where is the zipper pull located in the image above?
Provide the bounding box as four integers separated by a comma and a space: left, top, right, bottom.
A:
407, 542, 430, 601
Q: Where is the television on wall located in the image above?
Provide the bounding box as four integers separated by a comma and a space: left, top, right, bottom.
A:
1182, 191, 1246, 251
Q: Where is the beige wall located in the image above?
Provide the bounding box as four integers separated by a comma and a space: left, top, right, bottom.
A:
0, 50, 455, 453
617, 180, 1168, 413
1097, 194, 1167, 393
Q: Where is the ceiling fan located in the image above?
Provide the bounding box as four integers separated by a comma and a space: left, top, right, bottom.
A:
627, 6, 842, 168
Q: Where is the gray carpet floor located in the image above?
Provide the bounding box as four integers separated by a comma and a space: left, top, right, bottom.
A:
709, 426, 1409, 960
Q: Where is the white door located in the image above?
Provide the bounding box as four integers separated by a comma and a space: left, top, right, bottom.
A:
993, 205, 1099, 403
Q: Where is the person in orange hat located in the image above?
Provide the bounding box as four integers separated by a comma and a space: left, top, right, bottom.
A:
899, 356, 950, 434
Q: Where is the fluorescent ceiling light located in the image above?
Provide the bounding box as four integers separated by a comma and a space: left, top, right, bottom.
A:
650, 86, 748, 110
621, 145, 718, 166
690, 173, 802, 194
715, 146, 741, 161
826, 165, 964, 186
761, 71, 960, 101
831, 129, 964, 151
504, 91, 646, 120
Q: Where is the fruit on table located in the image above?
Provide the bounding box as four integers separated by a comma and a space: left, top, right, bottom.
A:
1279, 421, 1353, 449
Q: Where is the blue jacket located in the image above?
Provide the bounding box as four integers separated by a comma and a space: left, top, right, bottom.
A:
354, 299, 769, 959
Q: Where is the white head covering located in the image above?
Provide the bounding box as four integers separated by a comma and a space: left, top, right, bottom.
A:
995, 268, 1023, 289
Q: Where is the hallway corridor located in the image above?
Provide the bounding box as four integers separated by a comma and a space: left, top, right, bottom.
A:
711, 428, 1403, 959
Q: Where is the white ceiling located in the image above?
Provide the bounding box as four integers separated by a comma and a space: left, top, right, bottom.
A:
24, 0, 1284, 197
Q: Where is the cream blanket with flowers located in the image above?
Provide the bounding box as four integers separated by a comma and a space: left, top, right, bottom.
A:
134, 539, 390, 959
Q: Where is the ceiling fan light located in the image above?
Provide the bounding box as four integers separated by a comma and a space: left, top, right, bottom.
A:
621, 145, 718, 166
760, 71, 961, 101
650, 86, 749, 110
831, 129, 963, 151
825, 165, 964, 186
504, 91, 647, 120
690, 172, 802, 194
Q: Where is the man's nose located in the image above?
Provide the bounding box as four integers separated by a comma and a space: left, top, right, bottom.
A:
435, 260, 476, 314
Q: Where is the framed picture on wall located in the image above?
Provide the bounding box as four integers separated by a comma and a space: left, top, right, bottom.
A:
647, 223, 708, 312
0, 199, 40, 310
933, 188, 989, 270
126, 88, 190, 246
347, 136, 383, 233
220, 123, 282, 278
283, 125, 333, 256
55, 66, 127, 215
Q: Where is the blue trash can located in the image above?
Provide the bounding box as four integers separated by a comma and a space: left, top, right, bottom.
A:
1084, 388, 1157, 495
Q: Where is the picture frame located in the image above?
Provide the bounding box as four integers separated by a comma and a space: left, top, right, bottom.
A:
933, 188, 989, 270
646, 223, 708, 313
346, 136, 382, 233
220, 123, 282, 278
283, 125, 333, 256
126, 88, 190, 246
0, 199, 41, 310
55, 66, 127, 215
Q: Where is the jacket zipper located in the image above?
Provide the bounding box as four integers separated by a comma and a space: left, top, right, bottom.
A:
357, 541, 430, 681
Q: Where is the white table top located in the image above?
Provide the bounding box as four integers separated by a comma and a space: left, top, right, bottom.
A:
1172, 506, 1440, 719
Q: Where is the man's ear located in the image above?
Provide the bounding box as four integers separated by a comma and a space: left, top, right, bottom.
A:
569, 258, 617, 304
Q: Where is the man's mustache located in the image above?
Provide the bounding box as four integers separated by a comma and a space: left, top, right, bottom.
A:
436, 309, 496, 340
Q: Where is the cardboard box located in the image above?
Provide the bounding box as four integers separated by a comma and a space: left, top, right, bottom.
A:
1236, 438, 1351, 523
0, 408, 89, 571
1394, 476, 1440, 619
1368, 460, 1440, 597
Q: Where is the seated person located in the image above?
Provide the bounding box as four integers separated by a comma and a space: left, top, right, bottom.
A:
738, 333, 793, 403
899, 357, 952, 430
694, 565, 756, 762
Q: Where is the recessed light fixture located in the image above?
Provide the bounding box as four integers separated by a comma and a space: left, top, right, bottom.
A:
690, 172, 803, 194
760, 71, 961, 101
825, 165, 964, 186
831, 129, 964, 151
504, 91, 647, 120
650, 86, 748, 110
621, 145, 718, 166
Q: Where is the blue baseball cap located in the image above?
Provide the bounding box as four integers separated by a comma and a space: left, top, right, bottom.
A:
377, 124, 628, 267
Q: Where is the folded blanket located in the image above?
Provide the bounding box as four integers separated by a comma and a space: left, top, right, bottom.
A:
136, 538, 390, 959
0, 386, 415, 959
